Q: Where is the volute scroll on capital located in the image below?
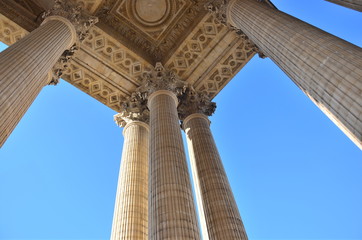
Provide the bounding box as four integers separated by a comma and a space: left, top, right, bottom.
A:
114, 92, 150, 128
136, 62, 190, 98
178, 87, 216, 123
42, 0, 98, 85
42, 0, 99, 43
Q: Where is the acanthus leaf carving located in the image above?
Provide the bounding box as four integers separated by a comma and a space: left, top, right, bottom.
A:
178, 86, 216, 121
42, 0, 98, 42
136, 62, 189, 97
42, 0, 98, 85
205, 0, 228, 25
49, 44, 78, 85
114, 92, 150, 127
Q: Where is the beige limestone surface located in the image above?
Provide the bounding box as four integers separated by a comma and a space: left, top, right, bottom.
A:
148, 90, 200, 240
326, 0, 362, 11
184, 113, 248, 240
227, 0, 362, 149
0, 18, 74, 147
111, 121, 149, 240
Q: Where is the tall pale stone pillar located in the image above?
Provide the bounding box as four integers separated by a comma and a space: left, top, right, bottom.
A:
179, 90, 247, 240
137, 63, 200, 240
0, 0, 97, 147
111, 94, 149, 240
208, 0, 362, 149
325, 0, 362, 12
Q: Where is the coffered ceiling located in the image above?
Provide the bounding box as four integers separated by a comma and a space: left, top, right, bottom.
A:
0, 0, 261, 112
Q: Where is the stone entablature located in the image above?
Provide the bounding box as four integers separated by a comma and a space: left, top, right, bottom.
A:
0, 0, 257, 112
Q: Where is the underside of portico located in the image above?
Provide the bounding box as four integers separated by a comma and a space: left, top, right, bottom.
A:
0, 0, 275, 112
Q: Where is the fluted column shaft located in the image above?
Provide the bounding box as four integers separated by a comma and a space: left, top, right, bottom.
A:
148, 90, 200, 240
111, 121, 149, 240
325, 0, 362, 12
183, 113, 247, 240
227, 0, 362, 149
0, 17, 76, 147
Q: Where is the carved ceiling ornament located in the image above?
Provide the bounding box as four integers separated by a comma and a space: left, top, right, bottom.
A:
114, 92, 150, 127
96, 0, 208, 62
0, 1, 258, 111
178, 87, 216, 121
0, 14, 28, 45
136, 62, 189, 97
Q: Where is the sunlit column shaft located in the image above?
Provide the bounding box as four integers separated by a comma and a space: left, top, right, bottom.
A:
148, 90, 200, 240
325, 0, 362, 12
184, 113, 247, 240
0, 17, 76, 147
111, 121, 149, 240
227, 0, 362, 149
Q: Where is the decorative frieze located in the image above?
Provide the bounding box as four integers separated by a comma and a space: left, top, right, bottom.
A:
0, 1, 257, 114
62, 62, 126, 112
0, 14, 27, 45
96, 0, 208, 61
166, 15, 226, 77
81, 26, 153, 84
195, 39, 256, 97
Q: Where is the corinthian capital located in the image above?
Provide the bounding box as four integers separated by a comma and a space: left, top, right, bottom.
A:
114, 92, 150, 128
137, 62, 188, 97
178, 87, 216, 121
49, 44, 78, 85
205, 0, 229, 24
43, 0, 98, 42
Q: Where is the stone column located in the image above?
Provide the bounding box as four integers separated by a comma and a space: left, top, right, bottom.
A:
111, 94, 149, 240
179, 89, 247, 240
325, 0, 362, 12
137, 63, 200, 240
0, 0, 97, 147
208, 0, 362, 149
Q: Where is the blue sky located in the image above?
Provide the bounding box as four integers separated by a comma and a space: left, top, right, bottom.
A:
0, 0, 361, 239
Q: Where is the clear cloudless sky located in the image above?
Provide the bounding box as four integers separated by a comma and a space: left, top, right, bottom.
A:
0, 0, 361, 239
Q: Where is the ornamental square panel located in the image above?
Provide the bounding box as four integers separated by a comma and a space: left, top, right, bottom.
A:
0, 0, 259, 110
95, 0, 209, 61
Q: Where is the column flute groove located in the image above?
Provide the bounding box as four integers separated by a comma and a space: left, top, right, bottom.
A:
207, 0, 362, 149
136, 63, 200, 240
179, 89, 247, 240
0, 0, 98, 147
111, 95, 149, 240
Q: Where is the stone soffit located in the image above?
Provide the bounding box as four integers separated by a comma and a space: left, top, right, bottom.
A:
0, 0, 258, 112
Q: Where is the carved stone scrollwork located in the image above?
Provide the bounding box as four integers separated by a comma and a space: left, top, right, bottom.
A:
43, 0, 98, 85
178, 87, 216, 121
49, 44, 78, 85
136, 62, 189, 97
205, 0, 228, 25
205, 0, 266, 58
233, 28, 267, 58
42, 0, 98, 42
114, 92, 149, 127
